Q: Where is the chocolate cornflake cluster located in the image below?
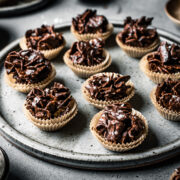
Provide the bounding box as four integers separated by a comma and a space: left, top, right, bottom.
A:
147, 42, 180, 74
155, 80, 180, 112
96, 103, 145, 144
171, 168, 180, 180
25, 25, 64, 50
85, 73, 132, 101
4, 50, 52, 84
26, 82, 73, 119
118, 16, 158, 47
69, 38, 105, 66
72, 9, 108, 34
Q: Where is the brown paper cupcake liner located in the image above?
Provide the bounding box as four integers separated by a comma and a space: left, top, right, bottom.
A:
82, 72, 135, 109
19, 37, 66, 60
90, 109, 148, 152
29, 108, 78, 131
140, 52, 180, 84
5, 64, 56, 93
64, 49, 112, 78
150, 87, 180, 121
24, 99, 78, 131
71, 23, 114, 41
116, 35, 160, 58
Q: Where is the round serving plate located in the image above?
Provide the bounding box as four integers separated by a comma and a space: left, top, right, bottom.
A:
0, 21, 180, 170
0, 0, 50, 16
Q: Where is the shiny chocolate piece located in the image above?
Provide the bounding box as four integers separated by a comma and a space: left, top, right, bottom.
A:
25, 25, 64, 50
147, 42, 180, 74
85, 73, 132, 101
69, 38, 105, 66
171, 168, 180, 180
118, 16, 158, 47
155, 80, 180, 112
72, 9, 108, 34
96, 103, 145, 144
25, 82, 73, 119
4, 50, 52, 84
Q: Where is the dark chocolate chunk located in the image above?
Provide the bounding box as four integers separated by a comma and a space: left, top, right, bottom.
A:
85, 73, 132, 101
118, 16, 158, 47
69, 38, 105, 66
25, 25, 64, 50
96, 103, 145, 144
72, 9, 108, 34
4, 50, 52, 84
147, 42, 180, 74
25, 82, 73, 119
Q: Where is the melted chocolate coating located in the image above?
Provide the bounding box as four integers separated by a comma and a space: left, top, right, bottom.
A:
85, 73, 132, 101
25, 82, 73, 119
69, 38, 105, 66
25, 25, 64, 50
156, 80, 180, 112
96, 103, 145, 144
72, 9, 108, 34
147, 42, 180, 74
4, 50, 52, 84
118, 16, 158, 47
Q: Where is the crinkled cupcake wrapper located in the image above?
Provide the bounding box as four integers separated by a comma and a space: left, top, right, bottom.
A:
19, 37, 66, 60
82, 72, 135, 109
140, 52, 180, 84
150, 87, 180, 121
64, 49, 112, 78
5, 64, 56, 93
24, 99, 78, 131
116, 35, 160, 58
71, 23, 114, 41
90, 109, 148, 152
27, 108, 78, 132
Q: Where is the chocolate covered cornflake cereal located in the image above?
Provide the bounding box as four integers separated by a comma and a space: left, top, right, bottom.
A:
72, 9, 108, 34
96, 103, 145, 144
25, 25, 64, 50
147, 42, 180, 74
118, 16, 158, 47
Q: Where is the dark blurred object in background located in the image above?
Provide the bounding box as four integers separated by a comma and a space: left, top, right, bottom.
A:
0, 147, 9, 180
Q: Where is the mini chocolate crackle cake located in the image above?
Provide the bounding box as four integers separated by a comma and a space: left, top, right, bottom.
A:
116, 16, 160, 58
170, 168, 180, 180
24, 82, 78, 131
19, 25, 66, 60
90, 103, 148, 151
71, 9, 113, 41
4, 50, 56, 93
140, 41, 180, 83
150, 79, 180, 121
64, 38, 111, 78
82, 72, 135, 109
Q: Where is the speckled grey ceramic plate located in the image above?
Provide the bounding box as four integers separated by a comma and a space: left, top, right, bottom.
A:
0, 0, 50, 16
0, 21, 180, 170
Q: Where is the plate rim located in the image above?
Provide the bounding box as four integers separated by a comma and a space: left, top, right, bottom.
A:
0, 0, 50, 16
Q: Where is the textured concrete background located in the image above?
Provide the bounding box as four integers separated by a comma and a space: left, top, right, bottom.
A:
0, 0, 180, 179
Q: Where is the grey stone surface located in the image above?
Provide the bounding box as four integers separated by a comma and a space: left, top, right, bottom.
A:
0, 0, 180, 179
